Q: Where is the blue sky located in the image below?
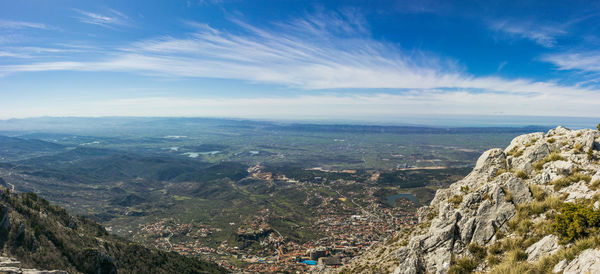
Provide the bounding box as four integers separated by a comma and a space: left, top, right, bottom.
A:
1, 0, 600, 122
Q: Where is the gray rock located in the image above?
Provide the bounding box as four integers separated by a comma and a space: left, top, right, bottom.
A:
393, 247, 421, 274
560, 181, 595, 202
545, 160, 574, 177
0, 256, 67, 274
553, 259, 568, 273
470, 187, 515, 245
499, 175, 533, 205
471, 148, 507, 181
525, 235, 560, 262
548, 126, 571, 136
513, 143, 551, 173
562, 249, 600, 274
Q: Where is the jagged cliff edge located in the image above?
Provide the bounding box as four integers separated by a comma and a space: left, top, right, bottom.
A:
333, 126, 600, 274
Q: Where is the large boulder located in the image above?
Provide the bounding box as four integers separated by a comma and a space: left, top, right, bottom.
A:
525, 235, 560, 262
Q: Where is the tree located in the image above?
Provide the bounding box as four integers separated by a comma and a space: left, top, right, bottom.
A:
597, 123, 600, 131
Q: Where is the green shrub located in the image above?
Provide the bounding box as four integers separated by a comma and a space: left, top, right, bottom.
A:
553, 202, 600, 242
597, 123, 600, 131
547, 138, 556, 143
588, 148, 594, 161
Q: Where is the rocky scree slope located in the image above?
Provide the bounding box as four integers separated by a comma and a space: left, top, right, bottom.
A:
338, 126, 600, 273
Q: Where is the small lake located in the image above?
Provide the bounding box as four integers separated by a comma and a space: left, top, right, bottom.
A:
386, 193, 418, 206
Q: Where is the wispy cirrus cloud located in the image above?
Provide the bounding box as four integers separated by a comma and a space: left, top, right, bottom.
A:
0, 20, 52, 30
72, 9, 130, 28
1, 10, 600, 118
541, 51, 600, 88
542, 51, 600, 72
489, 20, 566, 47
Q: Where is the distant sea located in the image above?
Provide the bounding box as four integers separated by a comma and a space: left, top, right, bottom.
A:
273, 115, 600, 129
0, 115, 598, 131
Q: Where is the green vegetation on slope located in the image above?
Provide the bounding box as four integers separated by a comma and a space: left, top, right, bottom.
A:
0, 189, 225, 274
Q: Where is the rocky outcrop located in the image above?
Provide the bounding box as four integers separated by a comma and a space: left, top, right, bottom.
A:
525, 235, 560, 262
392, 151, 533, 274
338, 126, 600, 274
559, 248, 600, 273
0, 256, 67, 274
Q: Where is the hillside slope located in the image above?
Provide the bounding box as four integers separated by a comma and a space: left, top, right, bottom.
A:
0, 189, 225, 274
337, 126, 600, 273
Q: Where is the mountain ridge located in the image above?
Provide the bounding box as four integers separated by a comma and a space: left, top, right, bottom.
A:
332, 126, 600, 273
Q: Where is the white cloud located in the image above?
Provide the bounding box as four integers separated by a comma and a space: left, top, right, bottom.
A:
0, 47, 71, 59
0, 20, 51, 30
1, 14, 594, 95
72, 9, 130, 28
1, 11, 600, 118
542, 51, 600, 72
489, 20, 566, 47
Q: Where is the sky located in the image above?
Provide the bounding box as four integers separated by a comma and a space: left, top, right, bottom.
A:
1, 0, 600, 124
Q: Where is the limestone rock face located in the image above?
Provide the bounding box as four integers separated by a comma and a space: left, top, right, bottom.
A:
392, 162, 532, 273
562, 249, 600, 274
560, 181, 596, 202
525, 235, 560, 262
337, 126, 600, 274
